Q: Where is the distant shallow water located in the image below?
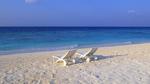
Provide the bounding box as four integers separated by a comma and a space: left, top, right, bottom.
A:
0, 27, 150, 55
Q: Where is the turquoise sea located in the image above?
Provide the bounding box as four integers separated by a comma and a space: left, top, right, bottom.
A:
0, 27, 150, 55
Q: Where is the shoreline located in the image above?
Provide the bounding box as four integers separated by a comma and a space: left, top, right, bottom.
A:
0, 42, 150, 56
1, 42, 150, 56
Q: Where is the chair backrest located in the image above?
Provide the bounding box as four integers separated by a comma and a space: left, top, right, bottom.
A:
86, 48, 98, 56
62, 50, 77, 59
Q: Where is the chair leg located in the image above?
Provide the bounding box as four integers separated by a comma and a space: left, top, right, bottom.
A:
86, 58, 91, 63
66, 59, 76, 65
80, 57, 87, 62
72, 59, 76, 64
56, 59, 67, 66
94, 56, 98, 60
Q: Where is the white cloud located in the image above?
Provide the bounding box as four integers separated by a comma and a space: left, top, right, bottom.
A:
25, 0, 38, 4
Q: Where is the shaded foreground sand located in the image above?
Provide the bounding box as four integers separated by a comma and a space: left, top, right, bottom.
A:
1, 43, 150, 84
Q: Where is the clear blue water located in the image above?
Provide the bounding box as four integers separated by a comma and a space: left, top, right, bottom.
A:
0, 27, 150, 55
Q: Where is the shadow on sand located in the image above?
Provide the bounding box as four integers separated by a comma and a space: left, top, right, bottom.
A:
72, 54, 128, 65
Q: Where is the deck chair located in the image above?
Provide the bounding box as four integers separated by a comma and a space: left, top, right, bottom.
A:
76, 48, 98, 62
53, 50, 77, 66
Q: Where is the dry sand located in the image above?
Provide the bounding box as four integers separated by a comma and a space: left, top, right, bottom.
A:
0, 43, 150, 84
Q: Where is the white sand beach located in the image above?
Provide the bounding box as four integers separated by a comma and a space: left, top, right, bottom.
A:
0, 43, 150, 84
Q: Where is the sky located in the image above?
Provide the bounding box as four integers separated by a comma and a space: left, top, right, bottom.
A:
0, 0, 150, 26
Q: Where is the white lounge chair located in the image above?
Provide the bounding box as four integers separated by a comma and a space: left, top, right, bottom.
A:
53, 50, 76, 66
77, 48, 98, 62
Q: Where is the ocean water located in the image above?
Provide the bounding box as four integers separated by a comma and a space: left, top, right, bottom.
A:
0, 27, 150, 55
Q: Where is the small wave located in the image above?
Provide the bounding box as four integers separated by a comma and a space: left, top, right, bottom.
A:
123, 41, 132, 44
49, 44, 78, 50
0, 44, 79, 55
